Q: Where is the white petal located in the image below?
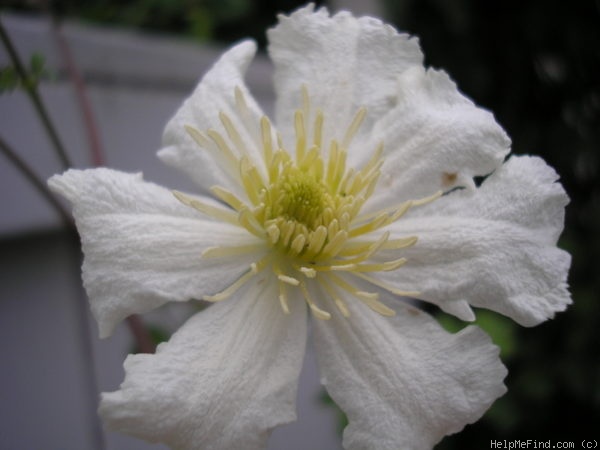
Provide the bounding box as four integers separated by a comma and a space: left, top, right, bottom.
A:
159, 40, 266, 194
49, 168, 262, 337
381, 155, 571, 326
268, 4, 423, 148
100, 278, 307, 450
313, 298, 507, 450
363, 67, 511, 210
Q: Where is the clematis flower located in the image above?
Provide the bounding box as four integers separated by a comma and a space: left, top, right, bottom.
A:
48, 5, 571, 450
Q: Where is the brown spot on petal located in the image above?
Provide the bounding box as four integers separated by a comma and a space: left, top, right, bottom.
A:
442, 172, 458, 187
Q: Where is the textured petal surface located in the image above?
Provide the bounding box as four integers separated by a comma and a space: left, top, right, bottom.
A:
49, 168, 262, 337
380, 155, 571, 325
363, 67, 511, 210
268, 4, 423, 149
100, 279, 307, 450
159, 40, 266, 194
313, 297, 506, 450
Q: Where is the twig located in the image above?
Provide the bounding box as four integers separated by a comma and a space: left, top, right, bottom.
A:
49, 16, 105, 166
0, 134, 73, 227
0, 17, 72, 170
46, 14, 156, 355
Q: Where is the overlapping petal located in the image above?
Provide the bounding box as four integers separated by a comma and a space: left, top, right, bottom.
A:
159, 40, 266, 195
313, 295, 507, 450
49, 168, 262, 337
379, 155, 571, 325
100, 279, 308, 450
268, 4, 423, 150
362, 66, 511, 209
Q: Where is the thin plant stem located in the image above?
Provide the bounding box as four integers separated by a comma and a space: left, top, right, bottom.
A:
0, 134, 73, 227
0, 17, 72, 170
49, 16, 104, 166
45, 13, 155, 354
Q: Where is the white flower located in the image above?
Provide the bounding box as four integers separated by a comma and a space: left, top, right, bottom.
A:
48, 5, 571, 450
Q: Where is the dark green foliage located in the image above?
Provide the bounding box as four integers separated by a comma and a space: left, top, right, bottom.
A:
2, 0, 325, 47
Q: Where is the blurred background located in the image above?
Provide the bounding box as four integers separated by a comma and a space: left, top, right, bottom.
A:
1, 0, 598, 449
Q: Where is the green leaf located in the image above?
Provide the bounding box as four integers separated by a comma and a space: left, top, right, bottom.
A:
29, 52, 45, 76
475, 309, 517, 360
0, 66, 19, 93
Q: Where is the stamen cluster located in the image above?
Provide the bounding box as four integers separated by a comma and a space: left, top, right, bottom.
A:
173, 86, 439, 319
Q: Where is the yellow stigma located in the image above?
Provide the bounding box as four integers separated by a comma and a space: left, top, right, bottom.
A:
174, 85, 441, 319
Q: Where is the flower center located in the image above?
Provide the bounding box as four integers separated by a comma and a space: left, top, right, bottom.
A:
260, 145, 361, 263
173, 86, 440, 319
271, 167, 327, 230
